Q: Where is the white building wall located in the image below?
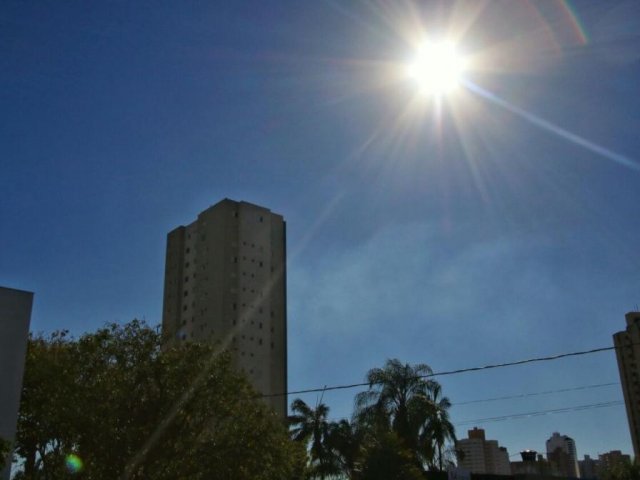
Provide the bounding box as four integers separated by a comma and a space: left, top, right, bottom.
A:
0, 287, 33, 480
161, 199, 287, 417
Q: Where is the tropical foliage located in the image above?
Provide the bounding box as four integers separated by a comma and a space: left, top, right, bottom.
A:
0, 437, 11, 470
13, 320, 305, 479
289, 358, 456, 479
600, 458, 640, 480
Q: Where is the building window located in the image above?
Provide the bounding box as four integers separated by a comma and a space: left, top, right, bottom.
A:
184, 291, 188, 297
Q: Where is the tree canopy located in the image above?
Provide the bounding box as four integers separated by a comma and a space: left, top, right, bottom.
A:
14, 320, 305, 479
289, 358, 456, 479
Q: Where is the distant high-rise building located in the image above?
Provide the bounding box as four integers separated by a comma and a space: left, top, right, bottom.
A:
579, 454, 599, 479
511, 451, 554, 477
456, 427, 511, 475
546, 432, 579, 478
161, 199, 287, 417
598, 450, 632, 473
614, 312, 640, 457
0, 287, 33, 480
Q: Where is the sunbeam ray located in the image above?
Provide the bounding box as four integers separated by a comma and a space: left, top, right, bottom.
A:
463, 80, 640, 172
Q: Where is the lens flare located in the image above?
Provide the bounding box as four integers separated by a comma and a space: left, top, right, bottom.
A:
65, 454, 84, 473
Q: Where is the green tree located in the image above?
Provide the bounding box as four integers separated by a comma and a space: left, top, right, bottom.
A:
14, 320, 305, 479
289, 398, 339, 478
325, 419, 364, 479
354, 359, 435, 450
600, 459, 640, 480
0, 437, 11, 470
419, 383, 456, 470
354, 359, 455, 472
358, 431, 425, 480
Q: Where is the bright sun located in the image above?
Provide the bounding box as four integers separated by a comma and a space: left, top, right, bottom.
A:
407, 40, 466, 96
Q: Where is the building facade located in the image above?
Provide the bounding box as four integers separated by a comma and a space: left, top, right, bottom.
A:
161, 199, 287, 417
578, 454, 599, 479
0, 287, 34, 480
546, 432, 579, 478
456, 427, 511, 475
614, 311, 640, 457
598, 450, 632, 472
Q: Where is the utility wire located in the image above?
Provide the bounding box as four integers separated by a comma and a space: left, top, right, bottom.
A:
264, 344, 616, 398
321, 382, 621, 425
452, 382, 619, 406
455, 400, 624, 426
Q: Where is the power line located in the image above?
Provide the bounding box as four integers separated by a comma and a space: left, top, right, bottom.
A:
455, 400, 624, 426
264, 344, 616, 398
452, 382, 619, 406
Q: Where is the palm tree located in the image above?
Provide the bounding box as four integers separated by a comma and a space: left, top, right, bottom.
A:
419, 383, 456, 470
354, 358, 436, 451
325, 419, 363, 479
289, 398, 338, 478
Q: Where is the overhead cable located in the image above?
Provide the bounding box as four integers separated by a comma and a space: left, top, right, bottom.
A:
263, 344, 616, 398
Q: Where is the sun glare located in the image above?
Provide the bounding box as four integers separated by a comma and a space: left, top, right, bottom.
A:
407, 40, 466, 96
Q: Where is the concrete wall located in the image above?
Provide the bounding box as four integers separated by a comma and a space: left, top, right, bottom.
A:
0, 287, 33, 480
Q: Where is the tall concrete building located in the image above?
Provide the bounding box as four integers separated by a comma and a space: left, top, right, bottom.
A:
0, 287, 34, 480
161, 199, 287, 417
456, 427, 511, 475
546, 432, 579, 478
614, 311, 640, 457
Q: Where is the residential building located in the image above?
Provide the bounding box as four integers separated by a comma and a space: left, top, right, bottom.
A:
598, 450, 632, 473
578, 454, 599, 479
511, 451, 555, 477
456, 427, 511, 475
614, 312, 640, 457
161, 199, 287, 417
546, 432, 580, 478
0, 287, 34, 480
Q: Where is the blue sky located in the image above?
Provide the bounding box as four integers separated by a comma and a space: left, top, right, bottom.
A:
2, 0, 639, 460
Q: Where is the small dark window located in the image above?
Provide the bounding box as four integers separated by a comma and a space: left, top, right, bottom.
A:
186, 248, 190, 253
184, 291, 188, 297
259, 216, 263, 222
